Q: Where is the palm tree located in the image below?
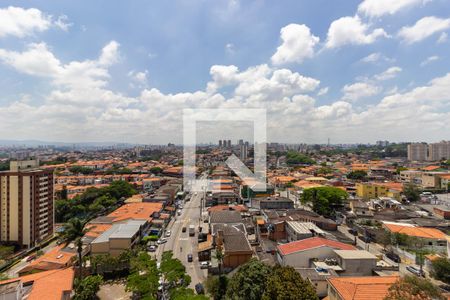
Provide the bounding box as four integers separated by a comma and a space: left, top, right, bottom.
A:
59, 218, 88, 281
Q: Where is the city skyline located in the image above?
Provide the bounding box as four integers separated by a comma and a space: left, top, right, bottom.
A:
0, 1, 450, 143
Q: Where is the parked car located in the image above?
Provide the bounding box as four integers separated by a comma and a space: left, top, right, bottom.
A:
195, 283, 204, 294
386, 252, 401, 263
157, 238, 168, 244
406, 266, 425, 277
148, 245, 157, 252
165, 230, 171, 237
187, 254, 193, 262
26, 255, 36, 262
182, 227, 187, 233
200, 261, 210, 269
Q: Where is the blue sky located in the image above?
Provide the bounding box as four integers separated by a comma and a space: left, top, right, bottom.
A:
0, 0, 450, 144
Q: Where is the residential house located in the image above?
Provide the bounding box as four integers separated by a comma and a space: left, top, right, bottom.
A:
382, 221, 448, 254
0, 268, 74, 300
213, 224, 253, 269
327, 276, 399, 300
276, 237, 355, 268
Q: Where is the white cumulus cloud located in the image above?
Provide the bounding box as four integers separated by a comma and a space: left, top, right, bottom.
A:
342, 82, 381, 101
271, 24, 319, 65
0, 6, 51, 38
326, 16, 388, 48
374, 66, 402, 81
358, 0, 426, 18
420, 56, 439, 66
398, 16, 450, 44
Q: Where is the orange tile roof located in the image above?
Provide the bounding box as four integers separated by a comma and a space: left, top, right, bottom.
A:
328, 276, 399, 300
25, 245, 75, 270
293, 180, 323, 189
85, 223, 113, 238
439, 174, 450, 179
0, 268, 74, 300
277, 237, 355, 255
272, 176, 296, 183
374, 182, 404, 192
107, 202, 163, 222
384, 223, 447, 240
423, 165, 441, 171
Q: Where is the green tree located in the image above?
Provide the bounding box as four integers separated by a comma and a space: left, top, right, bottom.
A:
384, 275, 444, 300
0, 245, 14, 260
301, 187, 348, 217
403, 183, 421, 202
286, 151, 315, 166
347, 170, 367, 180
149, 167, 163, 174
69, 166, 94, 175
160, 251, 191, 287
227, 258, 271, 300
262, 266, 318, 300
59, 218, 88, 281
73, 275, 103, 300
126, 252, 159, 300
170, 287, 208, 300
431, 257, 450, 284
205, 275, 228, 300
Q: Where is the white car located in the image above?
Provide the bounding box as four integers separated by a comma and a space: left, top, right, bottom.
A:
200, 261, 210, 269
157, 238, 168, 244
165, 230, 171, 237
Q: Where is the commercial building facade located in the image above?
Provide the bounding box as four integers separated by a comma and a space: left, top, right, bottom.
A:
0, 160, 54, 248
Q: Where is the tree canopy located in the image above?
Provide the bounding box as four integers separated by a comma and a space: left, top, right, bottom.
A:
224, 260, 317, 300
56, 180, 136, 222
160, 251, 191, 288
286, 151, 315, 166
126, 252, 159, 300
226, 258, 271, 300
73, 275, 103, 300
403, 183, 421, 202
347, 170, 367, 180
384, 275, 444, 300
301, 187, 348, 217
262, 266, 318, 300
431, 257, 450, 284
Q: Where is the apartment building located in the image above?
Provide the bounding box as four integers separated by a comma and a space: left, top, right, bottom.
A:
407, 143, 428, 161
0, 160, 54, 248
407, 141, 450, 161
428, 141, 450, 161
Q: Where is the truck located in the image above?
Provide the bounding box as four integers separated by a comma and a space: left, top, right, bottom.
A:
189, 225, 195, 237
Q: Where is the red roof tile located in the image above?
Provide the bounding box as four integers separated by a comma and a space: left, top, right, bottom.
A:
277, 237, 356, 255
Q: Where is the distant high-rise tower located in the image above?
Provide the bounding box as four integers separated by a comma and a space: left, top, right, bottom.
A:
227, 140, 231, 148
0, 160, 54, 248
219, 140, 223, 148
240, 143, 248, 161
428, 141, 450, 161
407, 143, 428, 161
238, 139, 244, 147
